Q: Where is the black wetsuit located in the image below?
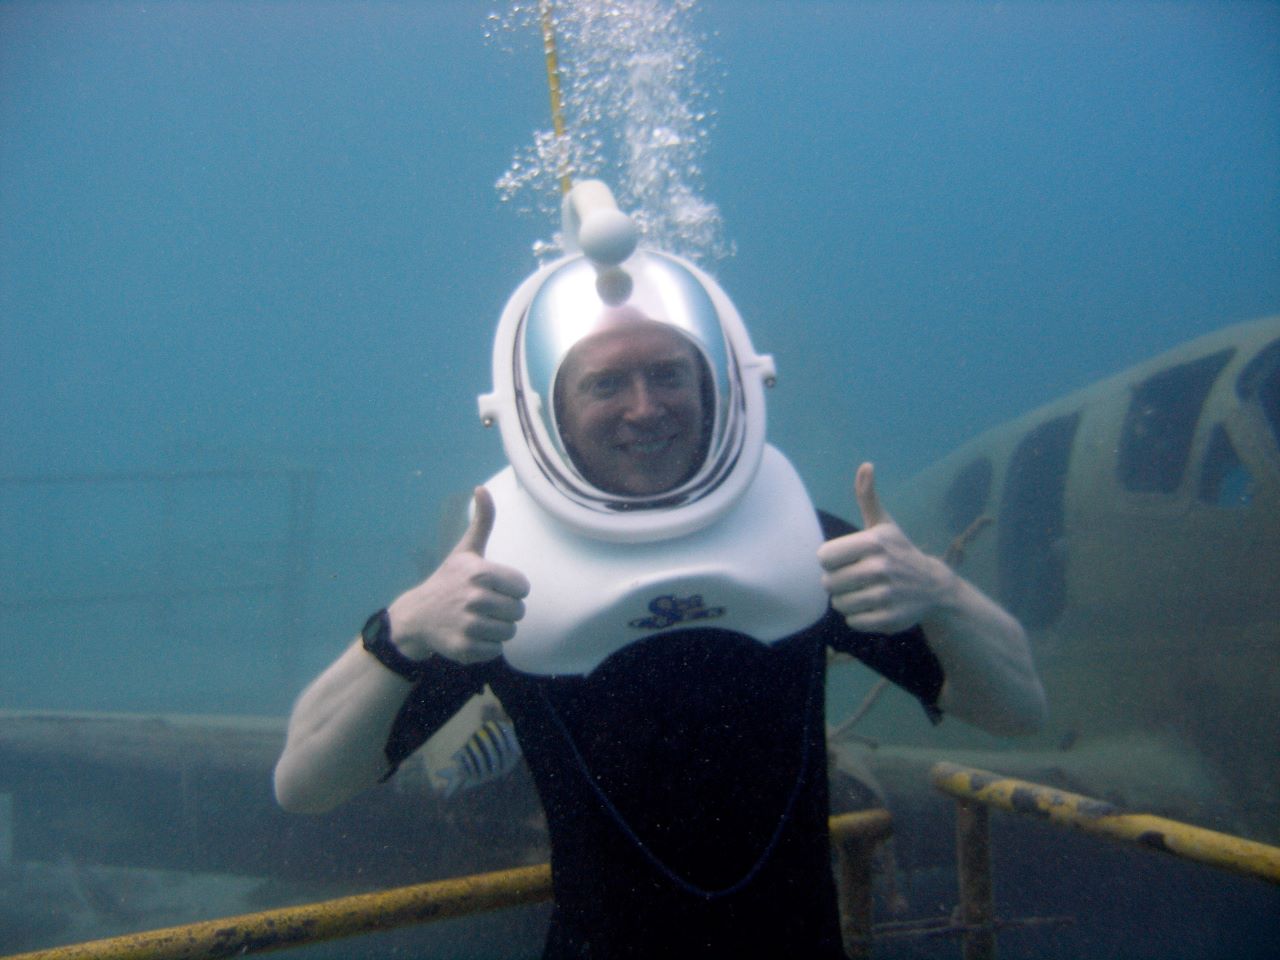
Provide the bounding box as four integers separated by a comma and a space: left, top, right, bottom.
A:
384, 513, 944, 959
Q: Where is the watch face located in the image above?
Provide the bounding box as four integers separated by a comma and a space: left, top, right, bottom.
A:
362, 610, 388, 646
361, 609, 426, 680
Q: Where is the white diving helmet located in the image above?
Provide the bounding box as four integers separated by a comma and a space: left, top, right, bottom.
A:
479, 181, 777, 543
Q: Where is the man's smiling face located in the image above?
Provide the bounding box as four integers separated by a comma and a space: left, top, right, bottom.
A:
554, 322, 710, 496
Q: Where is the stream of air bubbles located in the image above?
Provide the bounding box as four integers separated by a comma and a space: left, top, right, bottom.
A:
489, 0, 733, 264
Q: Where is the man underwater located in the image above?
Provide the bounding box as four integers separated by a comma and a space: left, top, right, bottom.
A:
274, 182, 1046, 958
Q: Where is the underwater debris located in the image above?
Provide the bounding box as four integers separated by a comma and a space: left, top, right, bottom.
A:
944, 515, 994, 569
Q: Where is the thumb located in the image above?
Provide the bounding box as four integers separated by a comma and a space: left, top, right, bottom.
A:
855, 462, 890, 529
452, 486, 496, 557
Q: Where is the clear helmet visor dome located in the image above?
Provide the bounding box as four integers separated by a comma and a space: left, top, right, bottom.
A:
516, 252, 746, 510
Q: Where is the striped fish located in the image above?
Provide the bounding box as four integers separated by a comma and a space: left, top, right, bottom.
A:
435, 720, 523, 798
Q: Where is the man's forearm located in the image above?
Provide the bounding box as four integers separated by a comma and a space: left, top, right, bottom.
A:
273, 639, 415, 813
923, 574, 1047, 736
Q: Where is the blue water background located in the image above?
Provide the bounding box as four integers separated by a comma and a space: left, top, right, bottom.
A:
0, 1, 1275, 718
6, 0, 1276, 716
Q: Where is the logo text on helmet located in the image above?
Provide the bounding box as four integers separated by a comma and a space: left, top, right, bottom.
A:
628, 593, 726, 631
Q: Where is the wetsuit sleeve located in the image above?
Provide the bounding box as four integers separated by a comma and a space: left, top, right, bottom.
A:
817, 509, 945, 723
381, 657, 496, 777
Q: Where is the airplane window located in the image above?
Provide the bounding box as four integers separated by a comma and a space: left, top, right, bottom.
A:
997, 412, 1080, 630
1235, 336, 1280, 452
1118, 349, 1234, 494
1197, 423, 1254, 507
943, 457, 993, 536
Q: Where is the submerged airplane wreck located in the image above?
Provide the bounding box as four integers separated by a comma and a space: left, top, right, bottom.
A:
863, 315, 1280, 844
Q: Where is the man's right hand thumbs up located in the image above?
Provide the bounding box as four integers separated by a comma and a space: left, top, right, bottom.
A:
387, 487, 530, 665
453, 485, 497, 558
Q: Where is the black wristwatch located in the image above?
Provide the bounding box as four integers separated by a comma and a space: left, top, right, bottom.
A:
360, 609, 432, 682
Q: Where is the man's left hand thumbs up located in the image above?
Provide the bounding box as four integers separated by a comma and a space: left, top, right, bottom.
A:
818, 462, 954, 634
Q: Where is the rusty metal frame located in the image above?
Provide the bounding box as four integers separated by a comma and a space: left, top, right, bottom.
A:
930, 761, 1280, 960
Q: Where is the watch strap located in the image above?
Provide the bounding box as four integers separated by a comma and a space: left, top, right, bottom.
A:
361, 609, 431, 681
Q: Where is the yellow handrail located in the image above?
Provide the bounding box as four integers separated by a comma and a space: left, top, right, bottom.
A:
931, 762, 1280, 885
2, 811, 891, 960
0, 864, 552, 960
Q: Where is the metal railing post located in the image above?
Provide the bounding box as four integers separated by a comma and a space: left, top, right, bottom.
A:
955, 797, 996, 960
830, 808, 893, 959
836, 834, 876, 958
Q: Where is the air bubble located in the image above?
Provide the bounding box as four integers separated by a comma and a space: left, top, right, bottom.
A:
494, 0, 731, 264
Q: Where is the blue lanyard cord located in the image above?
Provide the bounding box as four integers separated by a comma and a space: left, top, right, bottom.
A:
537, 645, 822, 901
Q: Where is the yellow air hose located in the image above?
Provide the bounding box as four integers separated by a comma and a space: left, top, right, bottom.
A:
539, 0, 573, 195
